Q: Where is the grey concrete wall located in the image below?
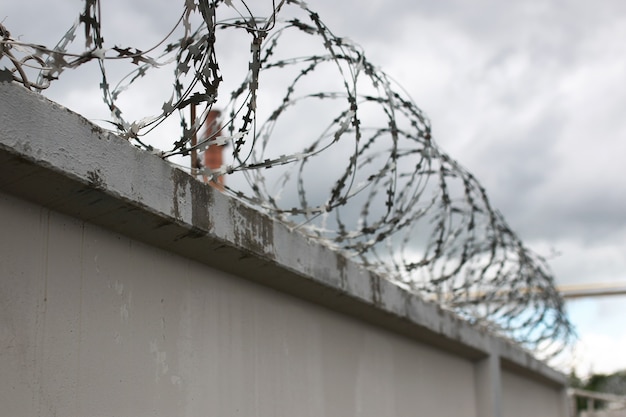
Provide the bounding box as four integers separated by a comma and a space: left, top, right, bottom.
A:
501, 367, 568, 417
0, 191, 479, 416
0, 81, 569, 416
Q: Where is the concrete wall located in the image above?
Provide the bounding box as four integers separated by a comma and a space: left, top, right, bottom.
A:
0, 82, 569, 416
0, 191, 479, 416
501, 366, 567, 417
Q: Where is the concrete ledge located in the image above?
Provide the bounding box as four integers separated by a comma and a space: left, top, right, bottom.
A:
0, 81, 564, 384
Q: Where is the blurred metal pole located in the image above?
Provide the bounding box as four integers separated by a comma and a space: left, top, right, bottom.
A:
190, 103, 198, 176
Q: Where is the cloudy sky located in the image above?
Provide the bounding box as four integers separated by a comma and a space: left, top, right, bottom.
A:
4, 0, 626, 376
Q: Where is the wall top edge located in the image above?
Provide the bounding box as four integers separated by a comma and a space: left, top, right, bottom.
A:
0, 82, 564, 384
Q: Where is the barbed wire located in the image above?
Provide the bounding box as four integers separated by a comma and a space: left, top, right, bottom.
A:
0, 0, 574, 355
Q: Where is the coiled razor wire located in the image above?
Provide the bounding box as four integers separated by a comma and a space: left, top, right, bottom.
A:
0, 0, 574, 355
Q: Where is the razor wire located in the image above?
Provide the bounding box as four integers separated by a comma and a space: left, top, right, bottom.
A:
0, 0, 574, 355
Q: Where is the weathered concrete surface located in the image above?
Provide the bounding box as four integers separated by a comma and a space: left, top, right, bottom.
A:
0, 191, 480, 416
0, 81, 568, 416
501, 368, 568, 417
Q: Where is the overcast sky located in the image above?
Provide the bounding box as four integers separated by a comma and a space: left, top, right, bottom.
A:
4, 0, 626, 376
